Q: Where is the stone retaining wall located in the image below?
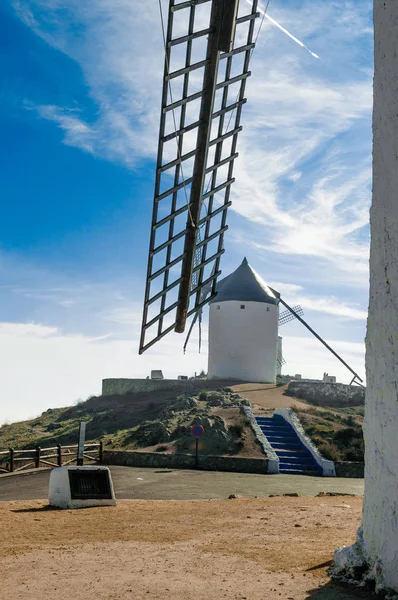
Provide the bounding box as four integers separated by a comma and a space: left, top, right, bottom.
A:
285, 381, 365, 407
334, 462, 364, 478
102, 378, 186, 396
103, 450, 269, 474
102, 378, 243, 396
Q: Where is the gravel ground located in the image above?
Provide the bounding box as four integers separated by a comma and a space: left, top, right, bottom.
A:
1, 496, 377, 600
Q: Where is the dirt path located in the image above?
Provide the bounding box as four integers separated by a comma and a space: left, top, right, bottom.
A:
1, 496, 375, 600
231, 383, 310, 412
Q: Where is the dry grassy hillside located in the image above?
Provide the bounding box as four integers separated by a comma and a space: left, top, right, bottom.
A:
0, 381, 277, 456
0, 382, 364, 463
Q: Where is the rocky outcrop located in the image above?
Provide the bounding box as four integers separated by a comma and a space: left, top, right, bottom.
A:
127, 421, 171, 447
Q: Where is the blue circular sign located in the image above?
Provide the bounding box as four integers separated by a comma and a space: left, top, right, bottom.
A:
191, 424, 205, 438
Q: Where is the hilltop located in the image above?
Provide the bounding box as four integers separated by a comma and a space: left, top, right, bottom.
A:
0, 382, 364, 463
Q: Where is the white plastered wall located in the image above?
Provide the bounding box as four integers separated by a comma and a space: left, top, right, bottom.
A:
208, 300, 279, 383
333, 1, 398, 592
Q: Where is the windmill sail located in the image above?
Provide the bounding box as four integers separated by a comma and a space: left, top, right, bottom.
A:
277, 349, 286, 367
139, 0, 260, 354
279, 305, 303, 326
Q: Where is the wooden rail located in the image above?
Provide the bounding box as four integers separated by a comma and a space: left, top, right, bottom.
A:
0, 441, 103, 474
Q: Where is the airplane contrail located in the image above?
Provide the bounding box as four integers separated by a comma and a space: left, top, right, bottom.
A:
246, 0, 320, 60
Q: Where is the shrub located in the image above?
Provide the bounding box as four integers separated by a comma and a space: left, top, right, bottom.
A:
323, 415, 336, 422
229, 424, 244, 437
345, 449, 363, 461
333, 428, 360, 445
198, 391, 208, 402
318, 441, 341, 462
318, 424, 335, 434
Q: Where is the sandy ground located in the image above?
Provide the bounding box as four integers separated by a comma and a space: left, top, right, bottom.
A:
231, 383, 310, 412
1, 496, 376, 600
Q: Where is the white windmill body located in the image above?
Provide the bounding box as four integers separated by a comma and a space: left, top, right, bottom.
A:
207, 258, 280, 383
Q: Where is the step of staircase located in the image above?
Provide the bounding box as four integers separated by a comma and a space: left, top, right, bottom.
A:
258, 425, 294, 432
258, 425, 293, 432
278, 456, 316, 466
255, 414, 322, 476
275, 449, 311, 457
279, 468, 322, 475
269, 441, 304, 450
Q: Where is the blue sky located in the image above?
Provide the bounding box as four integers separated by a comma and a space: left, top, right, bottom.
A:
0, 0, 373, 422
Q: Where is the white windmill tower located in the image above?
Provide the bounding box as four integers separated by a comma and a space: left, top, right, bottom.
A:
207, 258, 280, 383
183, 257, 361, 387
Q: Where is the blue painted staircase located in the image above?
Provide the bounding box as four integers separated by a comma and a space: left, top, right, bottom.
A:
255, 414, 323, 476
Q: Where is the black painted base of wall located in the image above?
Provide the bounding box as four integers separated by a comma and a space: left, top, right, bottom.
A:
335, 462, 364, 478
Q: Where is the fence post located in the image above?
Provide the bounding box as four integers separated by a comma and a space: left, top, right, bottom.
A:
9, 448, 14, 472
99, 440, 103, 464
35, 446, 41, 469
57, 444, 62, 467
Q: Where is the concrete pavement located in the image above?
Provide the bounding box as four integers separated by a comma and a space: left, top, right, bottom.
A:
0, 466, 364, 501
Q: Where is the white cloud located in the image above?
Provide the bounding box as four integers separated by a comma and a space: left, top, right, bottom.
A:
282, 334, 365, 383
292, 295, 367, 320
0, 322, 57, 337
0, 320, 207, 423
14, 0, 166, 165
0, 318, 365, 424
101, 306, 144, 328
36, 105, 95, 153
269, 282, 368, 320
288, 171, 302, 182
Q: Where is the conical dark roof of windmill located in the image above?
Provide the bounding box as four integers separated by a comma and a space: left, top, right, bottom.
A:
210, 258, 279, 305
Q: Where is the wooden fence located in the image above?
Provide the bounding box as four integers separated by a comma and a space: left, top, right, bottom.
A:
0, 441, 103, 474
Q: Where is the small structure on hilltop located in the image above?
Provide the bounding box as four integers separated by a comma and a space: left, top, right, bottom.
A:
323, 372, 336, 384
207, 258, 280, 383
150, 370, 164, 380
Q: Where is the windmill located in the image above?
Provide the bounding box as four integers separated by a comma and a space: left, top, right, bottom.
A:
182, 257, 363, 385
139, 0, 364, 387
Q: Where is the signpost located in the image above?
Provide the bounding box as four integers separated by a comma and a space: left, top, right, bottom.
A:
190, 424, 205, 468
77, 422, 86, 467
